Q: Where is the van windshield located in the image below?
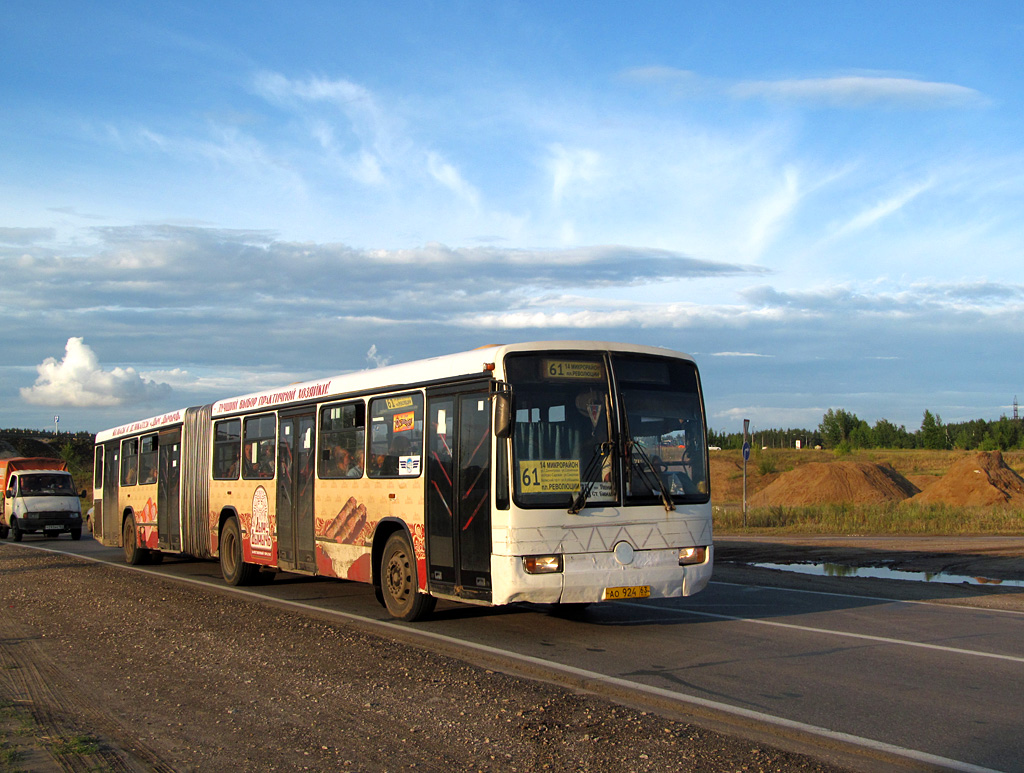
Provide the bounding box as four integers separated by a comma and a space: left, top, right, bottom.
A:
18, 473, 77, 496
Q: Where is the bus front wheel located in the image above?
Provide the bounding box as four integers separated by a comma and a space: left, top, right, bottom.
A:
381, 532, 436, 622
220, 517, 257, 586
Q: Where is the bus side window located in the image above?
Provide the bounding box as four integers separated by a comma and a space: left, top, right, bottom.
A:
213, 419, 241, 480
319, 401, 366, 479
120, 438, 139, 486
138, 434, 158, 484
243, 414, 276, 480
368, 393, 423, 478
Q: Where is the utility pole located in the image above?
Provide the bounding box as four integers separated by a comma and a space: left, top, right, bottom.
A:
742, 419, 750, 528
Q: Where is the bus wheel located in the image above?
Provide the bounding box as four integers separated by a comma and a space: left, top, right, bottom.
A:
381, 532, 436, 622
10, 518, 22, 542
123, 515, 144, 565
220, 518, 257, 586
0, 523, 8, 540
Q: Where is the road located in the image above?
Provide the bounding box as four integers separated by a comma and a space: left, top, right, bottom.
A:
16, 533, 1024, 773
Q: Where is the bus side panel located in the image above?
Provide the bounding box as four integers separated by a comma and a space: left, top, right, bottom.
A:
314, 476, 426, 587
208, 478, 279, 567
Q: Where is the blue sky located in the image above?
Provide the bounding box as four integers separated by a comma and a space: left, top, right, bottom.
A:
2, 1, 1022, 436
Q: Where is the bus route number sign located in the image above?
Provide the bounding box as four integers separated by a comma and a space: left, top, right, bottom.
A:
519, 460, 581, 493
542, 359, 603, 381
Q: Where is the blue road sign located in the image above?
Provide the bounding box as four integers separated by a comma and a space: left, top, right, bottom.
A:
742, 441, 751, 461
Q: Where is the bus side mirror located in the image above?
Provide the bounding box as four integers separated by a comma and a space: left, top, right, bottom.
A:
494, 394, 512, 439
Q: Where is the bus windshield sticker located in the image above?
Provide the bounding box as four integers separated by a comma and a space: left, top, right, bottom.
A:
542, 359, 603, 381
386, 395, 415, 410
519, 460, 581, 493
399, 456, 421, 476
393, 411, 415, 433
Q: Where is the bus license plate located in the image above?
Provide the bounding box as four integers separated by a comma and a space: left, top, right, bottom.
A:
603, 585, 650, 600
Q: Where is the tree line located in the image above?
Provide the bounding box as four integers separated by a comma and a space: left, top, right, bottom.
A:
708, 409, 1024, 452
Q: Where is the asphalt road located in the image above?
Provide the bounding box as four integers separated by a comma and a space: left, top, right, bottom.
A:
15, 532, 1024, 773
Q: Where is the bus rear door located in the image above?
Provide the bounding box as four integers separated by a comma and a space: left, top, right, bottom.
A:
277, 410, 316, 573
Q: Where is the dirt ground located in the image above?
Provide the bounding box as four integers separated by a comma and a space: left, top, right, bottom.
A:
0, 545, 845, 773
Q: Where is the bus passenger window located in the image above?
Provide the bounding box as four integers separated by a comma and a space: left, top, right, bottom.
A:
213, 419, 241, 479
120, 438, 139, 486
368, 393, 423, 478
138, 434, 158, 484
243, 414, 276, 480
319, 402, 365, 479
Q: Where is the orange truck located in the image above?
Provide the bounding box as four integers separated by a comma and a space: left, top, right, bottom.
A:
0, 457, 85, 541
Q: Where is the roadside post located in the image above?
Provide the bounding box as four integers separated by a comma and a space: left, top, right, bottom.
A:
742, 419, 750, 528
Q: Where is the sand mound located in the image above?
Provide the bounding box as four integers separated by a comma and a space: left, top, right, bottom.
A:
909, 451, 1024, 506
750, 461, 920, 506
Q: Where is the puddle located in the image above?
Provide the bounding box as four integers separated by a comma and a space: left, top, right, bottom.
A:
748, 562, 1024, 588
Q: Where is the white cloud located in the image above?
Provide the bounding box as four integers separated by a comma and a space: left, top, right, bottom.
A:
730, 76, 987, 109
20, 338, 171, 407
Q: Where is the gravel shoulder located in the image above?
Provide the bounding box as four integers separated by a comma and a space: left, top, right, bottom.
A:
0, 543, 844, 773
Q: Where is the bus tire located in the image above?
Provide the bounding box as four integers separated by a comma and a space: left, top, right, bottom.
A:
381, 531, 436, 622
0, 523, 8, 540
220, 517, 257, 586
11, 518, 22, 542
123, 515, 144, 565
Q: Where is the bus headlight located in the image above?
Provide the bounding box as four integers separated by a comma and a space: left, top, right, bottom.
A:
523, 555, 563, 574
678, 546, 707, 566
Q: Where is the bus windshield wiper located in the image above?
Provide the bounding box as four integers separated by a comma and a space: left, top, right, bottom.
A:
627, 440, 676, 512
568, 441, 614, 514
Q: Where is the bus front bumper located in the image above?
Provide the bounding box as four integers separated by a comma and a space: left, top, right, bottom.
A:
493, 545, 714, 606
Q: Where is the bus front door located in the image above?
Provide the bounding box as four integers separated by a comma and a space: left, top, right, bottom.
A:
277, 411, 316, 573
426, 386, 492, 601
157, 429, 181, 552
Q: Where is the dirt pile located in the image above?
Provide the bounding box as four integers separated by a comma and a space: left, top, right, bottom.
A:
750, 461, 920, 506
909, 451, 1024, 506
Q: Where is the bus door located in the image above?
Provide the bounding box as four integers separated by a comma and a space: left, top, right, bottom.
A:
157, 429, 182, 552
102, 440, 120, 544
426, 385, 492, 601
277, 410, 316, 573
92, 445, 105, 539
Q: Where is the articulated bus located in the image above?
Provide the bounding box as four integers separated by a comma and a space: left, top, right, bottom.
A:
92, 341, 713, 620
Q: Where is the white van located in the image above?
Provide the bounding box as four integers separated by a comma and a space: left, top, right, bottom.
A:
0, 458, 85, 541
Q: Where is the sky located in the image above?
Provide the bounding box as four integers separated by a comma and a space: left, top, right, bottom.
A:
2, 1, 1023, 437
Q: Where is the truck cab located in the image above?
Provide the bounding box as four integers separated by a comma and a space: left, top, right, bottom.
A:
1, 458, 85, 541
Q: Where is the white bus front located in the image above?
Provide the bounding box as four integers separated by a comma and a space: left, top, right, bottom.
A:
491, 348, 713, 607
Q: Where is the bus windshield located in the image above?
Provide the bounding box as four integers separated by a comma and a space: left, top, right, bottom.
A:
505, 353, 616, 508
612, 354, 708, 504
505, 350, 709, 508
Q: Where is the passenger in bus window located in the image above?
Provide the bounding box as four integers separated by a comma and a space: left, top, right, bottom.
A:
347, 449, 364, 478
327, 445, 351, 477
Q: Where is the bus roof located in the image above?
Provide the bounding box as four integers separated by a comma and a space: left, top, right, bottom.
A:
95, 340, 694, 442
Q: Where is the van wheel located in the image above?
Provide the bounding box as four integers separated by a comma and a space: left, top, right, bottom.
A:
11, 518, 22, 542
122, 515, 144, 565
381, 531, 436, 622
70, 527, 82, 541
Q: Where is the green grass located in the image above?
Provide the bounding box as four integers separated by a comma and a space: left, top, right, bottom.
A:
50, 734, 101, 756
714, 502, 1024, 535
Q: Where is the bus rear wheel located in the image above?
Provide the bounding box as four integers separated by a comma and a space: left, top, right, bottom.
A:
381, 531, 436, 622
220, 517, 257, 586
123, 515, 144, 565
